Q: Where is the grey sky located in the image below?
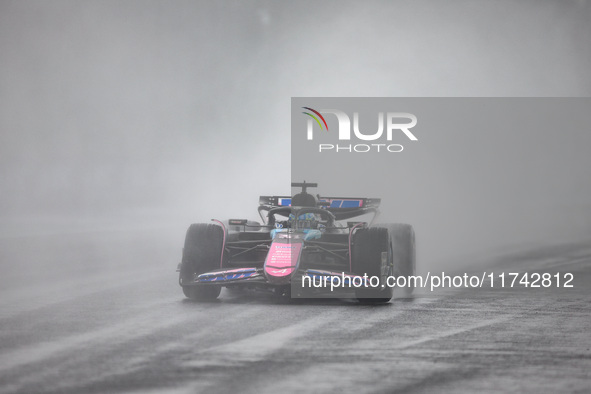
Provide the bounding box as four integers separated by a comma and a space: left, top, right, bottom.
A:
1, 1, 589, 230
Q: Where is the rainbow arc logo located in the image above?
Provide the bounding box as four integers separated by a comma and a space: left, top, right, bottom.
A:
301, 107, 328, 131
299, 106, 418, 153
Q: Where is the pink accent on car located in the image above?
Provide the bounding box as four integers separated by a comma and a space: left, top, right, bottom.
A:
264, 242, 302, 277
211, 219, 226, 268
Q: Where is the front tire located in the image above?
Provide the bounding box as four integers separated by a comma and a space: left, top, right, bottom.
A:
381, 223, 416, 295
352, 227, 393, 303
179, 223, 223, 301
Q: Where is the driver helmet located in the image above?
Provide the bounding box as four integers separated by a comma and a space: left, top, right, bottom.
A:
288, 212, 319, 228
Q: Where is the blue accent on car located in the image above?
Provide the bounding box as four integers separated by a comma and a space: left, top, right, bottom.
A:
327, 199, 362, 208
278, 198, 292, 206
196, 268, 258, 282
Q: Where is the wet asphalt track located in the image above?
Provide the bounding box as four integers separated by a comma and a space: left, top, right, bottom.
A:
0, 230, 590, 394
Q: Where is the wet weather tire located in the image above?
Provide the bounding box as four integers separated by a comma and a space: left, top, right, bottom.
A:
352, 227, 393, 303
179, 223, 223, 301
381, 223, 416, 295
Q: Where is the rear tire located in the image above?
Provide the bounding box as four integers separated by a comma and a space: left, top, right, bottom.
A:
179, 223, 223, 301
381, 223, 416, 295
352, 227, 393, 303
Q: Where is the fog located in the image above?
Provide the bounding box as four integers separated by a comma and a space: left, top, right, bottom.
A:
1, 1, 591, 272
292, 98, 591, 271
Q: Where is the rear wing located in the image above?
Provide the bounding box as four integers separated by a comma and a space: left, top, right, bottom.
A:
259, 196, 381, 209
258, 195, 381, 222
259, 196, 295, 207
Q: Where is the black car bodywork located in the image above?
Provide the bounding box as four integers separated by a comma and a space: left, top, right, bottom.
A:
178, 182, 415, 302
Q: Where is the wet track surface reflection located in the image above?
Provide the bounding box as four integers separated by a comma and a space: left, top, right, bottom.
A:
0, 231, 590, 393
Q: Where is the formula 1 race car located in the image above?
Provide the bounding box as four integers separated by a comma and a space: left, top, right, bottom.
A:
177, 182, 416, 303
